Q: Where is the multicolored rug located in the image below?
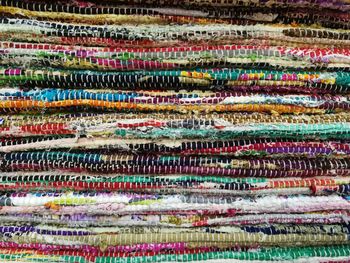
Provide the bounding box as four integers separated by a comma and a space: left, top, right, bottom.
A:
0, 0, 349, 262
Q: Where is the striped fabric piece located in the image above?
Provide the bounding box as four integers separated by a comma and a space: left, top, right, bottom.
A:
0, 0, 349, 262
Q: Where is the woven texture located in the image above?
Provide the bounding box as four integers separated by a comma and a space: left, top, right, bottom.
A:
0, 0, 349, 262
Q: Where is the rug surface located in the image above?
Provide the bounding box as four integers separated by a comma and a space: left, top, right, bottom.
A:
0, 0, 349, 262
